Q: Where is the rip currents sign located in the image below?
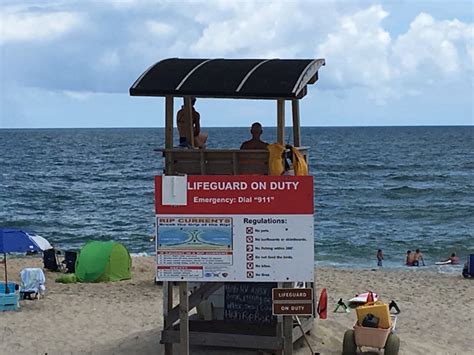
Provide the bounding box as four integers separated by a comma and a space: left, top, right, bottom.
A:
155, 175, 314, 282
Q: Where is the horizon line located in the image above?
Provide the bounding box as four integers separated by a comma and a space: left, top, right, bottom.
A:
1, 124, 473, 130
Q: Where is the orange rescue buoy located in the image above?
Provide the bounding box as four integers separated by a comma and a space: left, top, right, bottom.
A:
317, 288, 328, 319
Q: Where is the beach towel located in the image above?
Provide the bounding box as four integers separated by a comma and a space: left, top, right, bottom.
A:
20, 268, 46, 296
55, 274, 77, 284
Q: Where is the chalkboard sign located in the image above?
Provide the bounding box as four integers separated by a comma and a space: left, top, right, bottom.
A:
224, 282, 277, 324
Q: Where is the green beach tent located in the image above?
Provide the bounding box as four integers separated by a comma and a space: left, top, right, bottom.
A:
75, 241, 132, 282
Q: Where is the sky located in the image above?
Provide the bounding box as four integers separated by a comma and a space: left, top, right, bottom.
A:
0, 0, 473, 128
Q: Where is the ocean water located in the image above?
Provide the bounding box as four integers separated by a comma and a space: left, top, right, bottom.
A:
1, 126, 473, 270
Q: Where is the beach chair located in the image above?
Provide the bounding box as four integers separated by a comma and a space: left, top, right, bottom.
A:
20, 268, 46, 300
62, 251, 78, 273
43, 248, 63, 272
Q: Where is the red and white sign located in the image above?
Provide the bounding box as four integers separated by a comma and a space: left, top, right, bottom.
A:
155, 175, 314, 282
155, 175, 313, 215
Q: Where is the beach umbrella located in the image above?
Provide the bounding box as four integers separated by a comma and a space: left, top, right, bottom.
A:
30, 234, 53, 251
0, 228, 42, 294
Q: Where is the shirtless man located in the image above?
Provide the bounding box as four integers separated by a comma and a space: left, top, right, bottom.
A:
240, 122, 269, 150
448, 253, 459, 265
176, 97, 208, 148
413, 249, 424, 266
406, 250, 415, 266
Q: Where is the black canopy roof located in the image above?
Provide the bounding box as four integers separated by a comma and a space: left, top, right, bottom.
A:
130, 58, 325, 99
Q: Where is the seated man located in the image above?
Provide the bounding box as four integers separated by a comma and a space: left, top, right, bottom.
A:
176, 97, 208, 148
240, 122, 269, 150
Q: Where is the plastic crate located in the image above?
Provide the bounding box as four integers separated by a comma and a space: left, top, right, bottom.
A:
354, 324, 390, 348
0, 293, 19, 311
0, 282, 20, 311
0, 282, 19, 294
356, 302, 391, 329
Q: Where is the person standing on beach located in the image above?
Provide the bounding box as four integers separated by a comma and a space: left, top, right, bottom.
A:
376, 249, 384, 267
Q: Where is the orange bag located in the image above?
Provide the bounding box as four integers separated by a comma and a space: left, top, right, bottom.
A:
288, 146, 308, 176
267, 143, 285, 175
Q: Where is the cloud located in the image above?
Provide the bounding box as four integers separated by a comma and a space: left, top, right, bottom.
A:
96, 50, 121, 71
189, 1, 336, 57
393, 13, 474, 75
62, 90, 94, 101
146, 20, 175, 37
0, 0, 472, 126
316, 5, 473, 103
317, 5, 393, 90
0, 7, 83, 44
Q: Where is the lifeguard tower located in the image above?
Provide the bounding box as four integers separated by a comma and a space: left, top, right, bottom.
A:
130, 58, 325, 355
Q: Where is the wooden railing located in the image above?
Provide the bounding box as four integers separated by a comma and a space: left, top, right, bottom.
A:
161, 147, 308, 175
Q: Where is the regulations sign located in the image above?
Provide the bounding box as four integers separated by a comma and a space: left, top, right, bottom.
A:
155, 175, 314, 282
272, 288, 314, 315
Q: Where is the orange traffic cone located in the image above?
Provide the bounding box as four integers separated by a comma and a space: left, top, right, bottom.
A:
317, 288, 327, 319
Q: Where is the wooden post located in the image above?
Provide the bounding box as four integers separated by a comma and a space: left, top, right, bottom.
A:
179, 282, 189, 355
276, 282, 284, 355
165, 96, 174, 149
163, 281, 174, 355
282, 282, 293, 355
277, 99, 285, 144
291, 99, 301, 147
184, 97, 194, 147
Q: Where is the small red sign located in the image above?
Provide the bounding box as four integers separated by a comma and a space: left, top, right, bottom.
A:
272, 288, 313, 301
272, 303, 313, 315
155, 175, 314, 215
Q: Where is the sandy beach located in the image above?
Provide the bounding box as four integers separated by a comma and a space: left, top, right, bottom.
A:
0, 256, 472, 355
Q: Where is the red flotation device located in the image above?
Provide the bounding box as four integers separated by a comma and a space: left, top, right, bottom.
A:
366, 291, 374, 303
317, 288, 327, 319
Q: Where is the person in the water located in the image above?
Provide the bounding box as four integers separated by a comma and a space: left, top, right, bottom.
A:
441, 252, 459, 265
406, 250, 415, 266
376, 249, 384, 267
413, 249, 424, 266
